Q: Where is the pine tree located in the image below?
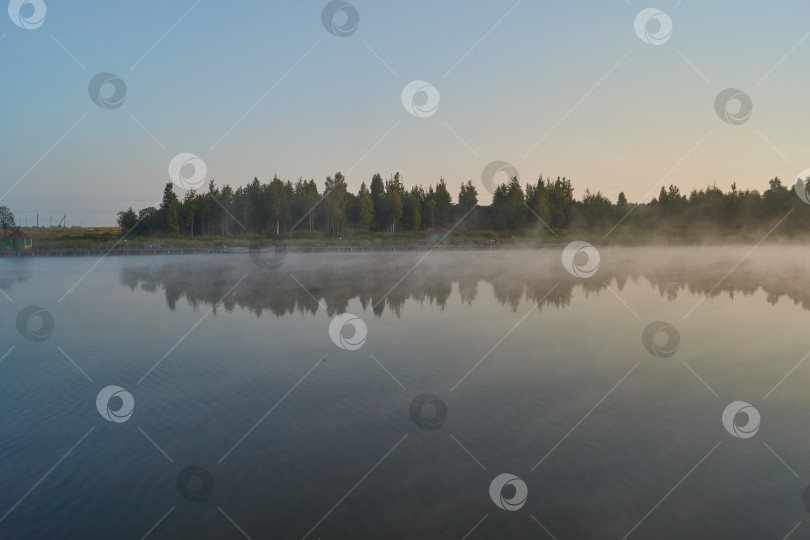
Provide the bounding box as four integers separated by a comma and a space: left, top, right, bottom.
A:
358, 181, 374, 230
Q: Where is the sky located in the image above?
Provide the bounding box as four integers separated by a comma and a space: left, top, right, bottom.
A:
1, 0, 809, 226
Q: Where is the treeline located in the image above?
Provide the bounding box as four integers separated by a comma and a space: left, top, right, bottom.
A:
117, 173, 810, 238
118, 173, 482, 238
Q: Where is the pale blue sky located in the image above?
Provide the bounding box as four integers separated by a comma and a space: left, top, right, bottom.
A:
1, 0, 809, 225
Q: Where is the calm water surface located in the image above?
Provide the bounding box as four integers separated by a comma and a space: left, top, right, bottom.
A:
1, 247, 809, 539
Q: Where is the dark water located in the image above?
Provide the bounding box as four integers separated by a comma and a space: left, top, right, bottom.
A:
1, 247, 810, 539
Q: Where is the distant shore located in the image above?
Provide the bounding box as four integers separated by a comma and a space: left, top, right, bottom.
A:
8, 224, 810, 254
4, 237, 810, 258
0, 242, 561, 257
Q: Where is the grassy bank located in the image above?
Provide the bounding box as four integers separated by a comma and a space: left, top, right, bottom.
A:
11, 224, 810, 252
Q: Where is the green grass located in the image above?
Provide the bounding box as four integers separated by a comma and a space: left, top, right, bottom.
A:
16, 225, 810, 251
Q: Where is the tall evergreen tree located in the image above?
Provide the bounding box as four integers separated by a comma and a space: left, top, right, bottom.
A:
159, 183, 181, 233
358, 181, 374, 230
370, 173, 385, 232
434, 178, 453, 227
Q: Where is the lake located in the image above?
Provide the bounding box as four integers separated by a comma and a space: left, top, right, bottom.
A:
1, 246, 809, 539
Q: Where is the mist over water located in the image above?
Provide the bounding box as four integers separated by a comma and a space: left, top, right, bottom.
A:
2, 246, 810, 539
116, 246, 810, 316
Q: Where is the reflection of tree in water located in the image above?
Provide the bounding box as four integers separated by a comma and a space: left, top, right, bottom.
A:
0, 269, 30, 294
118, 248, 810, 317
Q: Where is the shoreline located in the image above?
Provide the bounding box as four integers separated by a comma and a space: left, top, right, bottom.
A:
0, 243, 557, 257
3, 240, 809, 258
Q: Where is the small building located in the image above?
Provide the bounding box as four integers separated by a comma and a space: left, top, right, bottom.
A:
428, 226, 448, 243
4, 228, 32, 250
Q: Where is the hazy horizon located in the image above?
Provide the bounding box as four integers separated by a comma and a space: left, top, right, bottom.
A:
3, 0, 810, 226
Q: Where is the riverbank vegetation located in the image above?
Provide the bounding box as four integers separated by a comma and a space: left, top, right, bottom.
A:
115, 173, 810, 244
4, 172, 810, 250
